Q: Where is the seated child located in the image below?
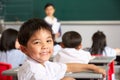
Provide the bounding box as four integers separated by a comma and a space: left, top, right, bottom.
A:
54, 31, 92, 64
90, 31, 120, 56
53, 43, 62, 56
89, 31, 120, 80
17, 18, 106, 80
0, 29, 26, 68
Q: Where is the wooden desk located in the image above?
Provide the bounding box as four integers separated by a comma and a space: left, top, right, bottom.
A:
2, 66, 107, 79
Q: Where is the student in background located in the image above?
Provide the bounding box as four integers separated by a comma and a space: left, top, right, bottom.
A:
90, 31, 120, 56
54, 31, 92, 64
89, 31, 120, 80
17, 18, 106, 80
44, 3, 61, 40
0, 29, 26, 68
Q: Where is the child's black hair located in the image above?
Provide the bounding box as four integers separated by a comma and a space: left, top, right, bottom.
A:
62, 31, 82, 48
90, 31, 107, 54
44, 3, 55, 10
0, 29, 18, 52
18, 18, 54, 46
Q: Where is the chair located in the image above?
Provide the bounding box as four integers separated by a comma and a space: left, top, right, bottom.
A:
0, 62, 12, 80
108, 61, 115, 80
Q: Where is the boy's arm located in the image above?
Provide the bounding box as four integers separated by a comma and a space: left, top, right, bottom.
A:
114, 48, 120, 55
66, 63, 106, 78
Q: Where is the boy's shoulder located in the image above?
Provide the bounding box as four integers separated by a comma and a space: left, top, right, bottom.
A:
79, 49, 91, 54
19, 58, 67, 75
18, 59, 67, 80
60, 48, 90, 54
21, 57, 66, 70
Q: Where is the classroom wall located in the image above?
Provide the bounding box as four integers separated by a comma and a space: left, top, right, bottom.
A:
3, 23, 120, 48
58, 24, 120, 48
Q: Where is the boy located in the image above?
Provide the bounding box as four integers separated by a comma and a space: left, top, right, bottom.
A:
18, 18, 106, 80
54, 31, 92, 64
44, 3, 61, 39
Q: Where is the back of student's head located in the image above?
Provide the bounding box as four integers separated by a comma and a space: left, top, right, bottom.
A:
91, 31, 107, 54
0, 29, 18, 52
18, 18, 53, 46
62, 31, 82, 48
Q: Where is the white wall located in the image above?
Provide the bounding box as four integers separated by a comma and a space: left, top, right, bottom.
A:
58, 24, 120, 48
3, 22, 120, 48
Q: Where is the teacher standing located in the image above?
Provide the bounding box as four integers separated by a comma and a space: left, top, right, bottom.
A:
44, 3, 61, 40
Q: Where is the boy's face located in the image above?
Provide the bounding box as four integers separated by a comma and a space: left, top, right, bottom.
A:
45, 6, 55, 17
21, 29, 53, 63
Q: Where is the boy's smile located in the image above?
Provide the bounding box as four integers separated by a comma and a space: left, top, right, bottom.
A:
22, 29, 54, 64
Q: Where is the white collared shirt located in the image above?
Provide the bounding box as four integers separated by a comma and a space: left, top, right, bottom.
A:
18, 57, 67, 80
54, 48, 92, 64
44, 16, 61, 34
103, 47, 116, 57
0, 49, 26, 68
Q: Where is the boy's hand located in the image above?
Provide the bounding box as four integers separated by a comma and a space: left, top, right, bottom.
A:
61, 77, 75, 80
115, 48, 120, 54
95, 67, 106, 78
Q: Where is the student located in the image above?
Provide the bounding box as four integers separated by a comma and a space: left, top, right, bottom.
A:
17, 18, 106, 80
44, 3, 61, 39
90, 31, 120, 56
53, 31, 92, 64
0, 29, 26, 68
53, 43, 62, 56
89, 31, 120, 80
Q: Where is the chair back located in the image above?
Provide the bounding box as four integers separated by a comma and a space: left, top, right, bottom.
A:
0, 62, 13, 80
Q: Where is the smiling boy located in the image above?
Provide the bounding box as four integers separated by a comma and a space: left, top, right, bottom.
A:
17, 18, 106, 80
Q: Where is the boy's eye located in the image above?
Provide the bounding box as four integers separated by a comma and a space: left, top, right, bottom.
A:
33, 41, 41, 44
47, 39, 53, 43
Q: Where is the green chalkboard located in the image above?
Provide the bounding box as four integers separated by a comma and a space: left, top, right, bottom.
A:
3, 0, 34, 21
3, 0, 120, 21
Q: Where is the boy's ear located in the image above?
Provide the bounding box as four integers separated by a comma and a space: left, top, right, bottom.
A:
60, 42, 65, 48
76, 44, 82, 50
20, 45, 28, 55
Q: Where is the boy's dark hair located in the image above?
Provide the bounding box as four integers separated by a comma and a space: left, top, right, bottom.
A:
18, 18, 53, 46
0, 29, 18, 52
44, 3, 55, 10
90, 31, 107, 54
62, 31, 82, 48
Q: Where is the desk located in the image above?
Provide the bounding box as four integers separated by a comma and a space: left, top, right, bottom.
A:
2, 67, 18, 76
89, 56, 115, 80
2, 66, 107, 79
89, 56, 115, 65
66, 72, 103, 79
2, 57, 114, 79
66, 70, 105, 79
